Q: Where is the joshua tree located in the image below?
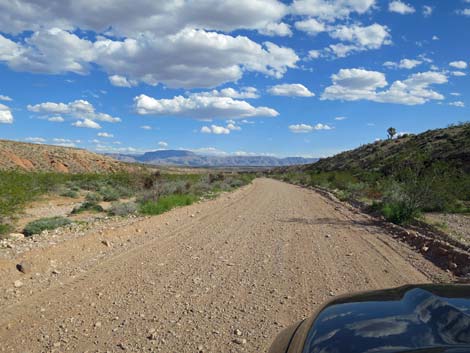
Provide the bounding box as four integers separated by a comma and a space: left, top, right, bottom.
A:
387, 127, 397, 139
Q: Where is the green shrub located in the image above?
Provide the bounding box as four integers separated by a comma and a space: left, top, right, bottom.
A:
335, 190, 350, 202
381, 202, 419, 225
0, 223, 12, 235
139, 194, 197, 215
98, 186, 121, 202
191, 181, 212, 195
227, 177, 244, 188
208, 173, 225, 183
23, 217, 72, 236
64, 182, 80, 192
108, 201, 137, 216
85, 192, 102, 203
60, 189, 79, 198
71, 201, 104, 214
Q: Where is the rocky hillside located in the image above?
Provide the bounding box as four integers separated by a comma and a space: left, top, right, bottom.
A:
0, 139, 133, 173
299, 122, 470, 173
109, 149, 318, 167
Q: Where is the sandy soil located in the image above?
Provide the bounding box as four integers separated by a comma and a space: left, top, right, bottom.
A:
0, 179, 452, 352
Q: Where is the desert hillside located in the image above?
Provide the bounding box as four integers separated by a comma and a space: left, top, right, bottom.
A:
0, 139, 131, 173
301, 122, 470, 173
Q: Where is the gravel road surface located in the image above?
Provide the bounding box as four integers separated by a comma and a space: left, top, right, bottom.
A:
0, 179, 451, 352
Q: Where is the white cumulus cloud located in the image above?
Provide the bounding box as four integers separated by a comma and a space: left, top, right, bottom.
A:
227, 122, 242, 131
0, 27, 299, 89
259, 22, 292, 37
384, 59, 422, 69
308, 50, 321, 59
457, 9, 470, 17
200, 125, 231, 134
322, 69, 448, 105
109, 75, 137, 88
72, 118, 102, 129
134, 92, 278, 120
294, 18, 326, 36
291, 0, 376, 20
449, 61, 468, 69
47, 116, 65, 122
98, 132, 114, 138
268, 83, 315, 97
27, 99, 121, 123
0, 95, 12, 101
0, 0, 288, 36
0, 103, 13, 124
328, 23, 391, 57
289, 123, 332, 133
200, 87, 259, 99
389, 1, 415, 14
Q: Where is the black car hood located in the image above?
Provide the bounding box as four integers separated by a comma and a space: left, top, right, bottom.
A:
302, 285, 470, 353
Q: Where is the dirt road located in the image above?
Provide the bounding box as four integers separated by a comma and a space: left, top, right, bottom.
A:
0, 179, 451, 352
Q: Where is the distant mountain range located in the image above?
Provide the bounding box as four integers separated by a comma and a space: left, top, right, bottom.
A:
107, 150, 318, 167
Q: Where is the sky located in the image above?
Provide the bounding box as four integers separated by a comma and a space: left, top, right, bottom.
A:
0, 0, 469, 158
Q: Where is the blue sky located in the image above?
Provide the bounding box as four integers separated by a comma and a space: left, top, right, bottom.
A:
0, 0, 469, 157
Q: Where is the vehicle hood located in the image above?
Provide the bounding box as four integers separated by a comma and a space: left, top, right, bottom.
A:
302, 285, 470, 353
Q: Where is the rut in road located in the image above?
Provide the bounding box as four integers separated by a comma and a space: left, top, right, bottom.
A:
0, 178, 449, 353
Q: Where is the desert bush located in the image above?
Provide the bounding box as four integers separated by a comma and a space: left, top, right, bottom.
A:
381, 202, 418, 225
208, 173, 225, 183
85, 192, 102, 203
23, 216, 72, 236
64, 181, 80, 191
139, 194, 197, 215
60, 189, 79, 198
228, 178, 244, 188
71, 202, 104, 214
191, 180, 212, 195
108, 201, 138, 216
98, 186, 121, 202
335, 190, 350, 202
344, 182, 368, 199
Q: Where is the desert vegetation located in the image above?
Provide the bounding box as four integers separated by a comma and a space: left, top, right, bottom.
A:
0, 170, 254, 236
272, 122, 470, 225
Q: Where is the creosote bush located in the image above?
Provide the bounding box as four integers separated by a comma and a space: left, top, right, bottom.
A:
60, 189, 80, 198
108, 202, 138, 216
85, 192, 102, 203
71, 201, 104, 214
23, 217, 72, 236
